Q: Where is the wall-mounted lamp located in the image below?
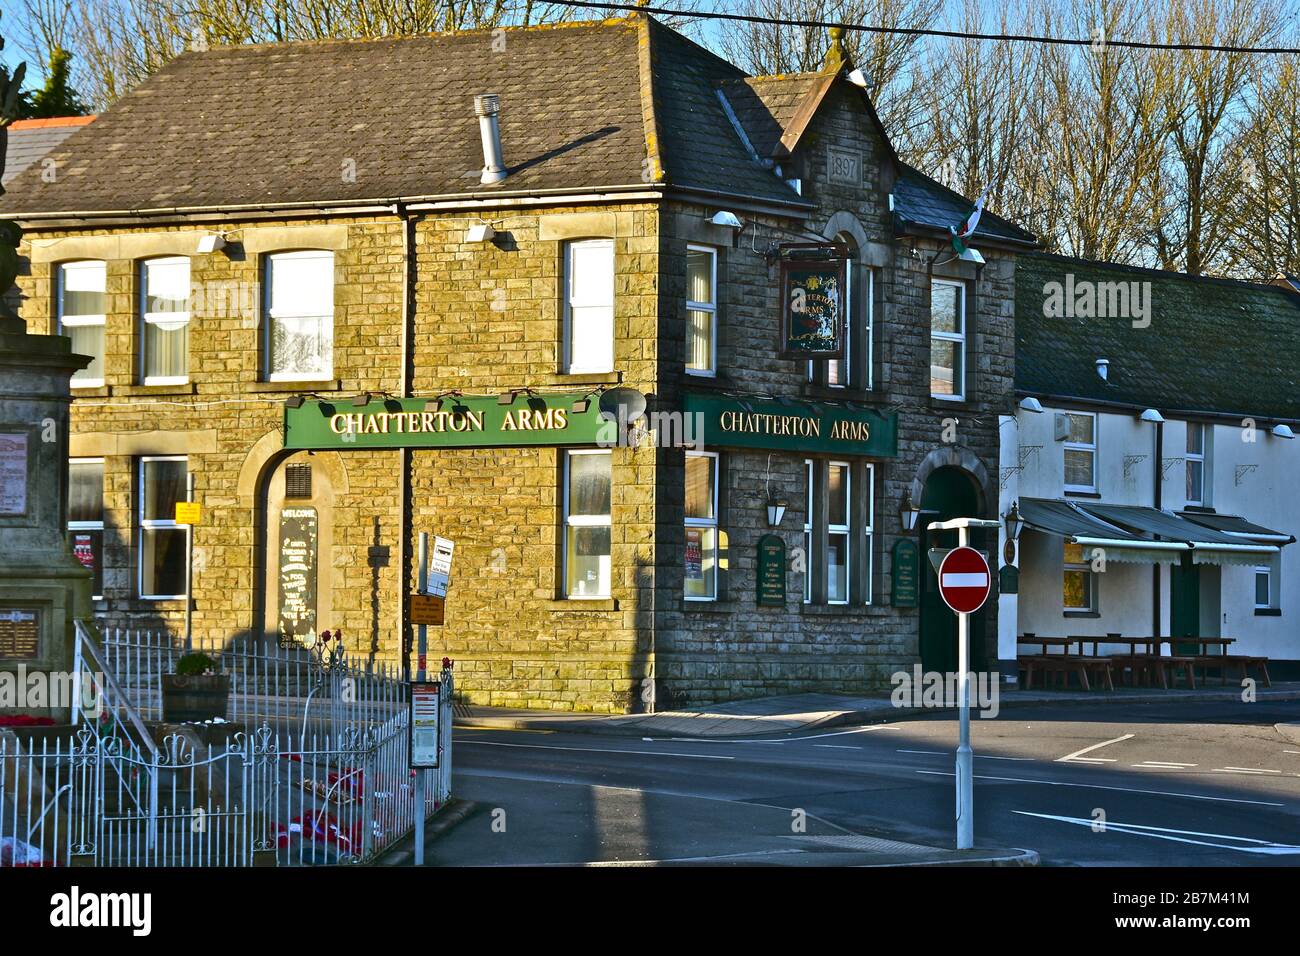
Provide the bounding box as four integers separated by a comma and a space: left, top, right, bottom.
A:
351, 392, 374, 407
497, 390, 517, 405
196, 233, 226, 254
1272, 423, 1296, 440
710, 210, 743, 229
284, 395, 305, 409
1138, 408, 1165, 424
957, 246, 985, 265
766, 498, 788, 528
900, 489, 921, 533
1003, 500, 1024, 542
1018, 397, 1044, 414
465, 223, 496, 243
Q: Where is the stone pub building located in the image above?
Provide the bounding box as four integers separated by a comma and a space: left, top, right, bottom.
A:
1, 16, 1033, 712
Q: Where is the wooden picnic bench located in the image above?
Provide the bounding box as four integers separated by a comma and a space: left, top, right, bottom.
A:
1017, 635, 1114, 691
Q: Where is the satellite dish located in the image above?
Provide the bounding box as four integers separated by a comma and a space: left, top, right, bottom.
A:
599, 386, 647, 423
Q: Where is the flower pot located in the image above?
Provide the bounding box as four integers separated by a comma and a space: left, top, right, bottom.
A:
161, 673, 231, 723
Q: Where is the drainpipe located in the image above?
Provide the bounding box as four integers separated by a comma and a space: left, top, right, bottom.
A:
394, 201, 417, 680
1152, 419, 1163, 640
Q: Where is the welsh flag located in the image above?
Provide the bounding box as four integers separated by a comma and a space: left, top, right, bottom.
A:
950, 184, 992, 254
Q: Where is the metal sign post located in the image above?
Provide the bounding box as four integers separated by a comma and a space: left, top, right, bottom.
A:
413, 531, 429, 866
928, 518, 999, 851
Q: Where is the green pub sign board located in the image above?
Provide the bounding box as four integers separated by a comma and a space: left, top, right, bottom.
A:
684, 393, 898, 458
756, 534, 786, 606
891, 538, 919, 608
780, 257, 846, 357
284, 394, 608, 450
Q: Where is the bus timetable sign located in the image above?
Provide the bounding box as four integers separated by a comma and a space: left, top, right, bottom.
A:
937, 546, 991, 614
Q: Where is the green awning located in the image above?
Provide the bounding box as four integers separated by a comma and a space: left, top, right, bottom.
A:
1080, 503, 1279, 567
682, 392, 898, 457
1019, 498, 1187, 565
1178, 512, 1295, 545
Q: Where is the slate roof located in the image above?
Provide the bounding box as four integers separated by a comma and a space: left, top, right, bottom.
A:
1016, 252, 1300, 422
719, 72, 830, 157
0, 14, 1038, 246
893, 163, 1036, 247
0, 17, 808, 217
2, 116, 95, 186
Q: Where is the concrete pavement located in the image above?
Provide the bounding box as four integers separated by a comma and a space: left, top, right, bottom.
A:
456, 681, 1300, 739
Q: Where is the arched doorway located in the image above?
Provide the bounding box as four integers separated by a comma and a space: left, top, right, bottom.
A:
918, 465, 990, 673
254, 451, 337, 647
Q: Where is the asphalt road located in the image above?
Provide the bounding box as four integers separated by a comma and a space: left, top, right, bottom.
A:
431, 699, 1300, 866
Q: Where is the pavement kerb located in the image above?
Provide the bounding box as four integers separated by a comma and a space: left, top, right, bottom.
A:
374, 798, 482, 866
1275, 721, 1300, 744
455, 686, 1300, 740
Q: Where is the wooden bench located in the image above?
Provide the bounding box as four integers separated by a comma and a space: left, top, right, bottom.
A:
1198, 655, 1272, 688
1020, 654, 1114, 691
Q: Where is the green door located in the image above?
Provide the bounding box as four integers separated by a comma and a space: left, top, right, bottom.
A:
1170, 553, 1201, 651
918, 467, 988, 673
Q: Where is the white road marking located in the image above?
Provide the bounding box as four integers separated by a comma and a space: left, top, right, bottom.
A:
1057, 733, 1135, 764
897, 749, 1033, 762
462, 740, 734, 760
814, 744, 864, 750
1134, 761, 1197, 769
916, 769, 1286, 807
1012, 811, 1300, 855
1213, 767, 1282, 775
639, 724, 901, 744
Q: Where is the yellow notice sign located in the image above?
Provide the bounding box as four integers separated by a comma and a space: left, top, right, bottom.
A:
175, 502, 202, 525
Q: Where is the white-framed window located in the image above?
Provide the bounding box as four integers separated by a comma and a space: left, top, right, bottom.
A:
138, 456, 188, 600
685, 244, 717, 376
1186, 422, 1207, 506
1255, 564, 1272, 609
1063, 542, 1097, 612
684, 451, 719, 600
563, 449, 611, 598
803, 459, 862, 605
930, 279, 965, 400
140, 256, 191, 385
68, 457, 104, 600
57, 260, 107, 388
804, 459, 814, 603
827, 461, 851, 604
563, 239, 614, 374
264, 250, 334, 381
1064, 412, 1098, 493
861, 462, 875, 605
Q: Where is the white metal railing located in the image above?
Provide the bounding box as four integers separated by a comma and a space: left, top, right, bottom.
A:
1, 625, 453, 867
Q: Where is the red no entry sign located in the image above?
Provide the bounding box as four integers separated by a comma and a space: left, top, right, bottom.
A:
938, 546, 991, 614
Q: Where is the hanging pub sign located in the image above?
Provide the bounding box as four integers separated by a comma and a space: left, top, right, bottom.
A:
779, 246, 848, 358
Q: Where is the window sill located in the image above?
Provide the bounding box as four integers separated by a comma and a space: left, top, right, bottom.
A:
70, 385, 111, 398
248, 379, 343, 393
682, 599, 734, 612
541, 371, 622, 386
800, 602, 876, 616
1254, 607, 1282, 617
546, 598, 619, 612
800, 383, 882, 403
1064, 490, 1102, 499
1064, 610, 1100, 618
112, 382, 197, 397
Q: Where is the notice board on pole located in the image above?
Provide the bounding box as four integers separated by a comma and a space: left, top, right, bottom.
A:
410, 680, 441, 769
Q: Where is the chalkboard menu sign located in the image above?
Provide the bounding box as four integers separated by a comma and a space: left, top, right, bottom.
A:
891, 538, 919, 608
278, 507, 318, 647
780, 257, 846, 358
0, 433, 28, 516
998, 564, 1019, 595
757, 534, 786, 606
0, 607, 39, 660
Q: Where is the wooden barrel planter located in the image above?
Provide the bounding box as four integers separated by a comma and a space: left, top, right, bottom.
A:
161, 674, 231, 723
